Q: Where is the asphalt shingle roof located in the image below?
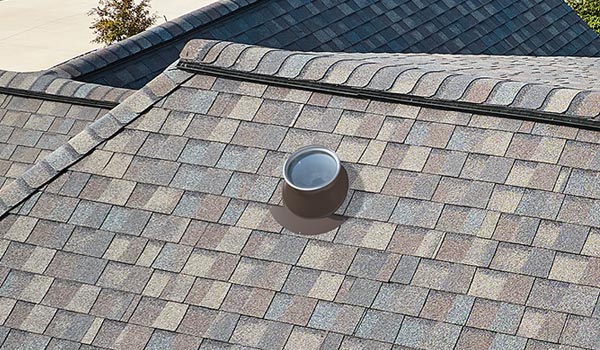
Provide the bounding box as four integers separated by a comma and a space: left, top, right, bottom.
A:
1, 40, 600, 349
0, 95, 110, 190
53, 0, 600, 89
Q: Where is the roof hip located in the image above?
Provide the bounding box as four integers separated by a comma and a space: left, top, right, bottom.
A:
0, 66, 192, 218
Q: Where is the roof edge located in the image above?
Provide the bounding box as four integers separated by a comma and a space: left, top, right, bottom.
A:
49, 0, 258, 80
0, 65, 193, 218
179, 39, 600, 123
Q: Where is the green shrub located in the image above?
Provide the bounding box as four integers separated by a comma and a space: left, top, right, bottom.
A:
89, 0, 158, 46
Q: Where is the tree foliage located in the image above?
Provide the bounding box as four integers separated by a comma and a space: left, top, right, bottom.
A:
567, 0, 600, 33
89, 0, 157, 46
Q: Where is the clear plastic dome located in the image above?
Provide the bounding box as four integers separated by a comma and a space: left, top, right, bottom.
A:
284, 146, 340, 191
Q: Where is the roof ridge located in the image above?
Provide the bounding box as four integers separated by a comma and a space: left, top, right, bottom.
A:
179, 39, 600, 121
0, 70, 133, 105
0, 66, 193, 218
49, 0, 258, 80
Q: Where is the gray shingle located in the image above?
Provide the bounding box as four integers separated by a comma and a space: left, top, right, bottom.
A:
389, 198, 443, 229
101, 206, 151, 235
45, 310, 95, 341
137, 133, 187, 160
163, 88, 217, 114
124, 156, 179, 185
561, 316, 600, 349
447, 127, 512, 156
335, 277, 381, 307
527, 279, 599, 316
232, 121, 287, 150
96, 261, 152, 293
64, 227, 113, 257
178, 139, 226, 166
490, 242, 555, 278
177, 307, 239, 341
395, 317, 461, 350
432, 177, 494, 209
565, 168, 600, 199
142, 213, 190, 242
460, 154, 513, 183
222, 172, 278, 202
45, 251, 107, 284
216, 144, 266, 172
282, 266, 344, 301
466, 298, 524, 334
347, 249, 400, 282
355, 309, 403, 343
230, 317, 292, 349
372, 283, 428, 315
515, 189, 564, 220
2, 329, 50, 349
308, 301, 364, 335
68, 200, 111, 229
170, 164, 232, 194
345, 192, 398, 221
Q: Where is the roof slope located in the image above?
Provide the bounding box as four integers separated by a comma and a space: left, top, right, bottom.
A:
1, 40, 600, 349
54, 0, 600, 89
0, 94, 111, 190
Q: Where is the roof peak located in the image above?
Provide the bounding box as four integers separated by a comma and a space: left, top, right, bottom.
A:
0, 70, 133, 107
49, 0, 256, 87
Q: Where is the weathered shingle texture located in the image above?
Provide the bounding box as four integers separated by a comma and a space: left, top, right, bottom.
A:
0, 69, 134, 202
0, 95, 111, 191
56, 0, 600, 88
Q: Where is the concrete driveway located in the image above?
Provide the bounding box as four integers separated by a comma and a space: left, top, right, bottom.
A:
0, 0, 218, 72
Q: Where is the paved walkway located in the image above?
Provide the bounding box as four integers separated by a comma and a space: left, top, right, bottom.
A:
0, 0, 217, 72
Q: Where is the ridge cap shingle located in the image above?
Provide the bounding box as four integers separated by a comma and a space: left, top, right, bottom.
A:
178, 39, 600, 121
0, 69, 133, 105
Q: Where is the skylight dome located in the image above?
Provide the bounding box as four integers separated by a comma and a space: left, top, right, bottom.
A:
284, 146, 340, 192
